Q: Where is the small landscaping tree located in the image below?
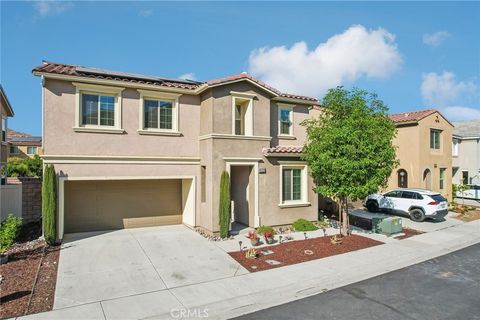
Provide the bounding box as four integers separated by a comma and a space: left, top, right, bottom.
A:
42, 164, 57, 245
302, 87, 398, 236
219, 171, 231, 238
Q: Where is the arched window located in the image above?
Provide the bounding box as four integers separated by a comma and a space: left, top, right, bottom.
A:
398, 169, 408, 188
423, 169, 432, 190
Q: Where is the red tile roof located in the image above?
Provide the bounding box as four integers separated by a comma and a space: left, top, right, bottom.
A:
33, 62, 319, 103
33, 62, 202, 90
262, 145, 304, 156
388, 109, 438, 124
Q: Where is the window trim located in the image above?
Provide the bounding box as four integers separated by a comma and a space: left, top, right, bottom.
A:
26, 146, 38, 155
452, 139, 459, 157
10, 145, 19, 154
439, 167, 446, 190
73, 82, 124, 133
278, 162, 309, 207
138, 89, 181, 135
278, 104, 294, 137
231, 94, 253, 136
1, 116, 7, 143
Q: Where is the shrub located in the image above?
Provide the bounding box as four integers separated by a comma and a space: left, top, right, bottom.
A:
292, 219, 318, 231
42, 164, 57, 245
219, 171, 231, 238
7, 155, 43, 178
0, 214, 22, 254
256, 225, 276, 235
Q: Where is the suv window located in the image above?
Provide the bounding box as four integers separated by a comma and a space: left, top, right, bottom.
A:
401, 191, 415, 199
385, 190, 402, 198
430, 194, 447, 202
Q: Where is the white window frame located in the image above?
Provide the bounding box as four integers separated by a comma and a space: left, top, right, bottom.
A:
452, 139, 459, 157
430, 129, 441, 150
278, 104, 294, 136
73, 82, 124, 134
138, 89, 181, 136
27, 146, 38, 155
278, 161, 309, 208
231, 92, 254, 136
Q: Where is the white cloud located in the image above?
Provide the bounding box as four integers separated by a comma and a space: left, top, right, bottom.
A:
33, 0, 74, 17
442, 106, 480, 120
247, 25, 402, 98
138, 9, 153, 17
421, 71, 479, 120
179, 73, 196, 81
421, 71, 476, 106
422, 31, 451, 47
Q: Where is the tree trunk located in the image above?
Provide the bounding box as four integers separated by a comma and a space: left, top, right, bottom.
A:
340, 197, 349, 236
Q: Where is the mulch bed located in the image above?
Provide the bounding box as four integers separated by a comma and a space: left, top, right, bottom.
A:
0, 222, 60, 319
395, 228, 425, 240
229, 234, 383, 272
453, 209, 480, 222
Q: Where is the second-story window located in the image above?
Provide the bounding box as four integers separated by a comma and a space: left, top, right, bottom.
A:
278, 106, 293, 136
81, 94, 115, 126
1, 116, 6, 142
231, 93, 253, 136
144, 99, 173, 130
27, 146, 38, 155
452, 139, 459, 156
430, 129, 441, 149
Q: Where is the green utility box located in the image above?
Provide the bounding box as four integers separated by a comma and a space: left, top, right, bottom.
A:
372, 216, 403, 235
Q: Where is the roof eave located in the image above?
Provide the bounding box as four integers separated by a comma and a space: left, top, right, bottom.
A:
263, 152, 305, 157
272, 96, 319, 105
204, 78, 280, 98
0, 85, 14, 117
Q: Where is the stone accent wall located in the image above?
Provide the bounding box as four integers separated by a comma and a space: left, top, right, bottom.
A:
8, 177, 42, 223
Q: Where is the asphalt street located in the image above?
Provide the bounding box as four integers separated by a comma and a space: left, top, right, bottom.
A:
233, 243, 480, 320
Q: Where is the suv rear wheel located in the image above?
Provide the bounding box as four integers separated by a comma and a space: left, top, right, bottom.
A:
366, 201, 378, 213
409, 208, 425, 222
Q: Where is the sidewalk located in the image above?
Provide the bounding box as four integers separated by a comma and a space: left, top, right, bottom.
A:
17, 220, 480, 320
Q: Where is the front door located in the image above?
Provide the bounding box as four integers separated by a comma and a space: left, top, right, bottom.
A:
230, 165, 254, 226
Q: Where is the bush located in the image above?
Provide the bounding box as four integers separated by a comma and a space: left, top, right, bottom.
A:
292, 219, 318, 231
0, 214, 22, 254
219, 171, 231, 238
42, 164, 57, 245
7, 155, 43, 178
256, 225, 276, 235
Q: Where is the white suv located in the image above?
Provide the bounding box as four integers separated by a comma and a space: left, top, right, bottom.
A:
364, 188, 449, 222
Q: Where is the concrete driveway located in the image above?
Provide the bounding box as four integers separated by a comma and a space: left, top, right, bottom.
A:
55, 225, 248, 309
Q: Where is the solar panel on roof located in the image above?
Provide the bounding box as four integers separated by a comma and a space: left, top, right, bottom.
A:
76, 66, 201, 85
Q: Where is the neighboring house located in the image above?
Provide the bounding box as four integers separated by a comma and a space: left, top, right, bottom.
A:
33, 61, 320, 240
7, 130, 43, 158
1, 84, 15, 183
452, 120, 480, 185
387, 109, 453, 200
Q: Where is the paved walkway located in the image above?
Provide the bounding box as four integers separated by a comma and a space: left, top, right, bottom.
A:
16, 219, 480, 320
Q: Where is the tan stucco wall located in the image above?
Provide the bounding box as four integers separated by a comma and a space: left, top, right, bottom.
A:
43, 79, 200, 157
8, 145, 43, 159
387, 112, 453, 200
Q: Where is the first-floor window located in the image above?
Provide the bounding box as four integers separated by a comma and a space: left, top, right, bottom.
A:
282, 168, 302, 202
27, 146, 38, 155
439, 168, 446, 189
10, 145, 19, 154
81, 93, 115, 126
462, 171, 469, 185
144, 99, 173, 130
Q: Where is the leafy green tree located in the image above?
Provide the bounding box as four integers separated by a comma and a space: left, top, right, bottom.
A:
7, 155, 43, 178
302, 87, 398, 235
219, 171, 231, 238
42, 164, 57, 245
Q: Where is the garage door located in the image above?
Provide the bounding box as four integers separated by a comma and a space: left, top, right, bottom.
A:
64, 179, 182, 233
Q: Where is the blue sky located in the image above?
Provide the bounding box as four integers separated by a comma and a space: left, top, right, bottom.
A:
1, 1, 479, 135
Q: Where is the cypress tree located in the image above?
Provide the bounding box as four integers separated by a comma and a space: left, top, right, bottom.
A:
219, 171, 231, 238
42, 164, 57, 245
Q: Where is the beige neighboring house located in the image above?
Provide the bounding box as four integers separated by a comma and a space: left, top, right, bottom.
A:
452, 120, 480, 185
7, 130, 43, 159
33, 61, 320, 240
387, 109, 454, 200
1, 84, 15, 184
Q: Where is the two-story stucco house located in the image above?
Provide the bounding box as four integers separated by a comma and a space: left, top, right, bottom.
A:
387, 109, 453, 199
33, 62, 320, 240
7, 130, 43, 159
452, 120, 480, 185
